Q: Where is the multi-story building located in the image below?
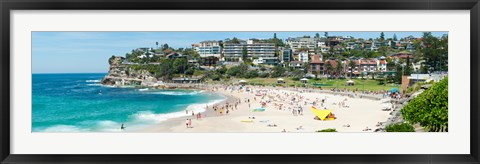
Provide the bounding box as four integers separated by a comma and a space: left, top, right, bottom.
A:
197, 40, 222, 58
223, 39, 275, 61
247, 42, 276, 58
359, 58, 377, 73
298, 51, 309, 63
223, 42, 246, 61
377, 57, 388, 72
309, 55, 324, 75
320, 46, 330, 53
286, 37, 317, 53
281, 49, 293, 63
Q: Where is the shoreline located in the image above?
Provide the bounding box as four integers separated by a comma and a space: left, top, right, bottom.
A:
131, 88, 240, 132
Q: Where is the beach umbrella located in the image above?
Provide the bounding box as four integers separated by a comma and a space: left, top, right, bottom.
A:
300, 78, 308, 84
239, 80, 247, 84
390, 88, 399, 93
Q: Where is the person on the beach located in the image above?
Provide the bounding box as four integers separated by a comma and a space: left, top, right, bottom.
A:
219, 108, 223, 114
186, 119, 189, 128
188, 119, 192, 128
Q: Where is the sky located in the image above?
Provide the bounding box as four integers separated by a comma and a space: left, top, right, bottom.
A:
32, 31, 448, 73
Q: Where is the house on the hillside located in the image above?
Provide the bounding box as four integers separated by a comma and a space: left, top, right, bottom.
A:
309, 55, 324, 75
289, 61, 304, 69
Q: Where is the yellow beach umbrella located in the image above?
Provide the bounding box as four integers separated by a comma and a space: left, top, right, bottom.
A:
310, 106, 334, 121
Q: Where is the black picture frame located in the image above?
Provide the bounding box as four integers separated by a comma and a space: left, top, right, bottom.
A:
1, 0, 479, 164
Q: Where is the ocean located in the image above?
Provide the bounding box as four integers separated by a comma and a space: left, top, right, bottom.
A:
32, 73, 225, 132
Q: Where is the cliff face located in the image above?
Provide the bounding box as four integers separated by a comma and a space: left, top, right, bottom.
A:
101, 56, 158, 86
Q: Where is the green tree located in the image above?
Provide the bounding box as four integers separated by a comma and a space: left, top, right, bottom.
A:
380, 32, 385, 41
173, 58, 188, 74
335, 60, 343, 77
291, 69, 304, 80
227, 63, 249, 77
315, 33, 320, 38
404, 56, 412, 76
386, 58, 395, 71
385, 123, 415, 132
244, 70, 259, 78
273, 33, 277, 39
162, 43, 169, 50
271, 65, 286, 78
421, 32, 448, 73
395, 63, 403, 84
325, 61, 334, 76
393, 33, 398, 41
242, 46, 248, 61
401, 77, 448, 132
185, 67, 195, 75
216, 65, 227, 74
158, 59, 174, 80
230, 37, 241, 44
348, 60, 356, 78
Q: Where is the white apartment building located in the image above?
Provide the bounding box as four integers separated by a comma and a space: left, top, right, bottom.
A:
286, 37, 317, 53
223, 39, 275, 61
298, 51, 309, 63
197, 40, 222, 58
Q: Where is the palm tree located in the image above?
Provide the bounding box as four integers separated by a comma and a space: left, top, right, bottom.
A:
348, 60, 356, 79
335, 60, 343, 78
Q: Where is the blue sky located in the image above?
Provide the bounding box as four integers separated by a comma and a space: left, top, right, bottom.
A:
32, 31, 447, 73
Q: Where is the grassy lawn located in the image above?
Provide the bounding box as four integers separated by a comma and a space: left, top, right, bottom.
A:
223, 77, 400, 92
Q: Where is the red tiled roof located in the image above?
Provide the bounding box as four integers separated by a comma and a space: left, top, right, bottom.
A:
326, 60, 338, 67
310, 55, 324, 64
397, 54, 413, 59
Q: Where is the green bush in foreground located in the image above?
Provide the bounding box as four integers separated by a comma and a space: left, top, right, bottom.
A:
316, 128, 337, 132
401, 77, 448, 132
385, 123, 415, 132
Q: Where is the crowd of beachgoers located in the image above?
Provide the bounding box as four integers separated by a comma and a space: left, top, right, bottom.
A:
139, 83, 405, 133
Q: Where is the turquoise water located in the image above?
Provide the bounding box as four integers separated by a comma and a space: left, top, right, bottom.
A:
32, 73, 224, 132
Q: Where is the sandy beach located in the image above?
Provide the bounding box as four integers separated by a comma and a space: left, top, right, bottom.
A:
137, 85, 393, 133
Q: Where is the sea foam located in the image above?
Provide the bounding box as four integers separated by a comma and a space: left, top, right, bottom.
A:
147, 90, 204, 96
131, 98, 226, 124
85, 79, 101, 83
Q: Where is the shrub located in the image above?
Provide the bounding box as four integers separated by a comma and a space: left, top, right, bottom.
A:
385, 123, 415, 132
401, 77, 448, 132
259, 72, 270, 78
244, 70, 259, 79
316, 128, 337, 132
